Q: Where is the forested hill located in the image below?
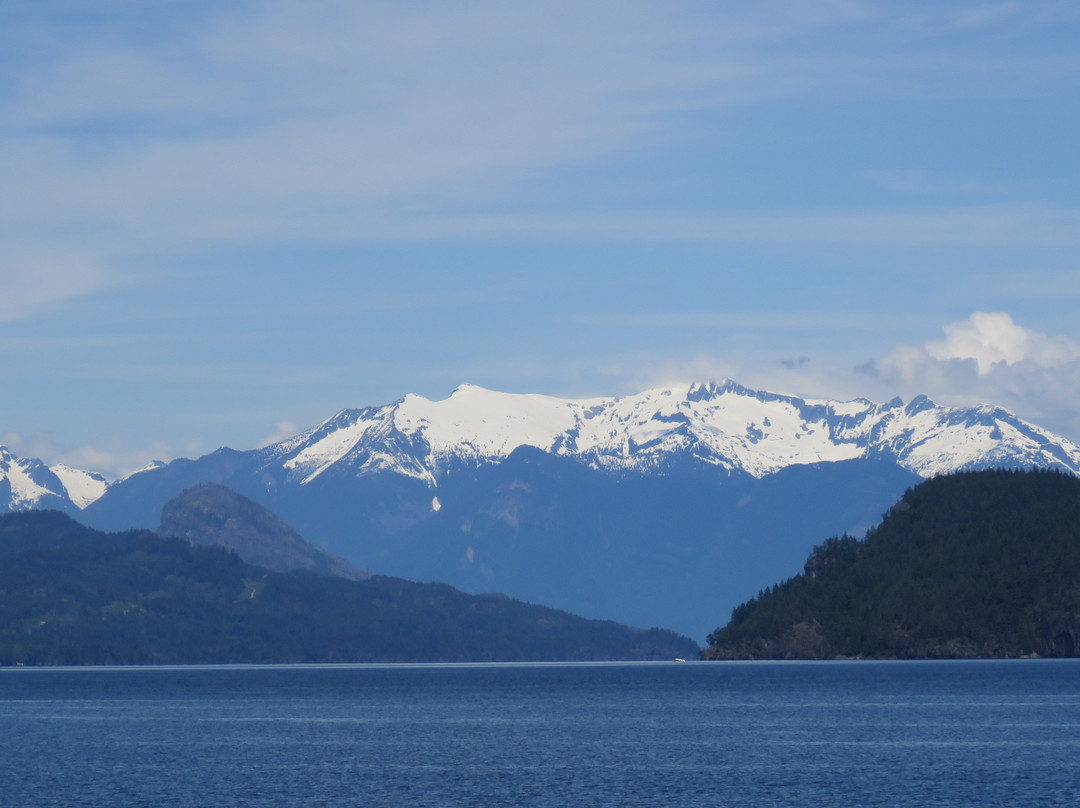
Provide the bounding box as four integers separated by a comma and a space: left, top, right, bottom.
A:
702, 469, 1080, 660
0, 511, 697, 665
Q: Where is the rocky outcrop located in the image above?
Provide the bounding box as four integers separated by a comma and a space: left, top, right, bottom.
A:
159, 483, 367, 580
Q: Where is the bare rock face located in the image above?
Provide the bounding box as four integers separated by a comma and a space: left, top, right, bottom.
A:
160, 483, 367, 580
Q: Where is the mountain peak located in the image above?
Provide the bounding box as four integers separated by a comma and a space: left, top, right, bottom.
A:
450, 382, 486, 395
0, 445, 110, 512
159, 483, 367, 580
685, 378, 746, 401
904, 394, 937, 417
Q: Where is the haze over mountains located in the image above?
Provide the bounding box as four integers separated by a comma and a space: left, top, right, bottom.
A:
0, 510, 696, 664
5, 380, 1080, 640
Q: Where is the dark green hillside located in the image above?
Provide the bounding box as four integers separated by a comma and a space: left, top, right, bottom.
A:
0, 512, 697, 665
702, 469, 1080, 659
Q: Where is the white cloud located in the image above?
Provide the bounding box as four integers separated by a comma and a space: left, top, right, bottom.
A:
258, 421, 300, 449
0, 2, 768, 318
1, 430, 175, 480
859, 312, 1080, 442
923, 311, 1080, 373
1, 431, 63, 462
0, 250, 115, 324
2, 2, 757, 230
2, 0, 1076, 323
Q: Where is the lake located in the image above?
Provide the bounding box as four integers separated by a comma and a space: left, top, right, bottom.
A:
2, 660, 1079, 807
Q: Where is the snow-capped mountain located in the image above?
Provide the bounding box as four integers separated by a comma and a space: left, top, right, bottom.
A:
258, 379, 1080, 485
0, 447, 109, 512
35, 380, 1080, 640
13, 379, 1079, 517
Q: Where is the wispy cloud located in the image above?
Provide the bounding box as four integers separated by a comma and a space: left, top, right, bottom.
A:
571, 311, 932, 331
1, 1, 1078, 470
0, 1, 761, 317
257, 421, 300, 449
3, 1, 1077, 321
954, 3, 1023, 29
862, 169, 1015, 198
1, 429, 176, 480
0, 250, 114, 324
363, 205, 1080, 247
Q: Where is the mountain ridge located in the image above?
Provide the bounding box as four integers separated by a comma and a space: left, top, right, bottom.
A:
225, 379, 1080, 492
4, 380, 1078, 517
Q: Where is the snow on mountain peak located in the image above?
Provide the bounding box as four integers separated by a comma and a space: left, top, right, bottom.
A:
0, 447, 58, 509
0, 447, 110, 511
50, 464, 109, 509
4, 380, 1078, 516
394, 385, 591, 460
262, 381, 1080, 487
122, 460, 168, 480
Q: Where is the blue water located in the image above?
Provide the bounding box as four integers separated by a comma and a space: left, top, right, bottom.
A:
2, 660, 1079, 807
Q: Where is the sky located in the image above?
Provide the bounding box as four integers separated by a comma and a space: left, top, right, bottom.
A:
2, 0, 1079, 478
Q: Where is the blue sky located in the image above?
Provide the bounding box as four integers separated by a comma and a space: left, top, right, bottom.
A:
2, 0, 1079, 477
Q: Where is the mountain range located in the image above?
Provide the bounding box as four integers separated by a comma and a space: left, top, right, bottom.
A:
5, 379, 1080, 640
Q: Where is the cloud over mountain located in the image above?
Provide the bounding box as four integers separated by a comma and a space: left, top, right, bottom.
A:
862, 312, 1080, 441
913, 312, 1078, 375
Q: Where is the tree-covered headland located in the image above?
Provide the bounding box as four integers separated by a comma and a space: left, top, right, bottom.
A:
703, 469, 1080, 659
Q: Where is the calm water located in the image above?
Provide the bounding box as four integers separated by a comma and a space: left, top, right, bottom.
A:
2, 660, 1079, 807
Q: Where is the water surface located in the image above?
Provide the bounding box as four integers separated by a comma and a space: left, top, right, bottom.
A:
3, 660, 1078, 806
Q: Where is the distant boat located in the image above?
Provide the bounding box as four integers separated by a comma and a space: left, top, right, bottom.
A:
673, 658, 686, 663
